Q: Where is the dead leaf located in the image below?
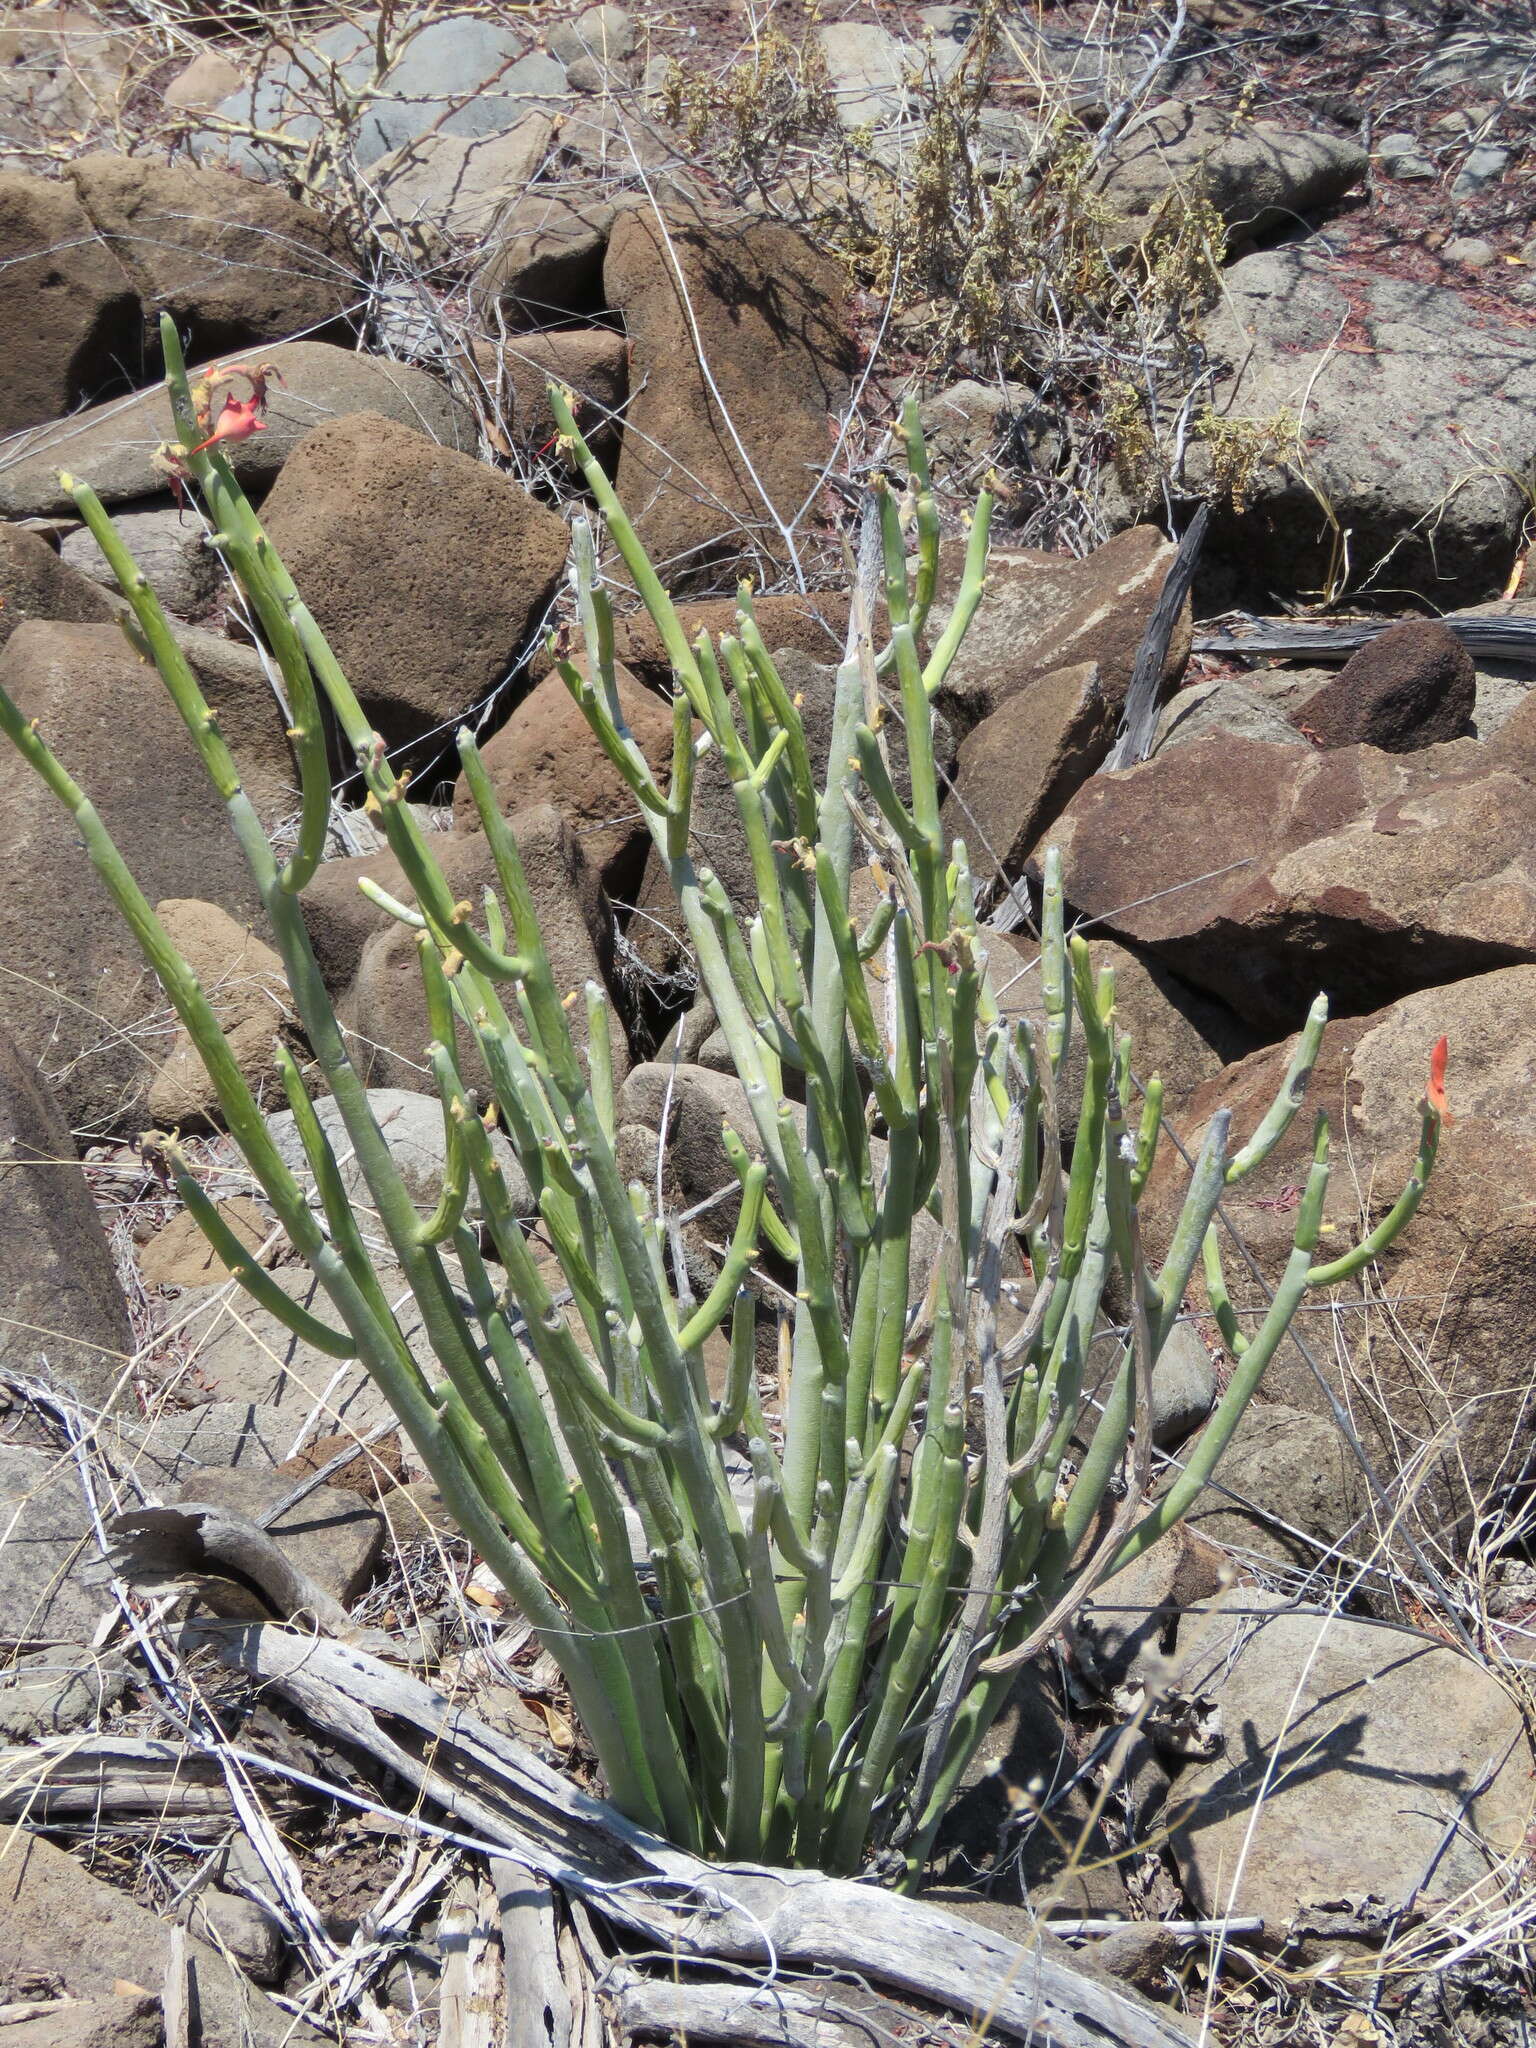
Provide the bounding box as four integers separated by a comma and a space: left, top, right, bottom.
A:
529, 1698, 575, 1748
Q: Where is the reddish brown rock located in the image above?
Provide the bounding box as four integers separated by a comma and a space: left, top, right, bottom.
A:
606, 590, 852, 693
257, 412, 569, 748
944, 660, 1114, 875
936, 526, 1191, 734
147, 900, 294, 1129
473, 192, 615, 330
1043, 730, 1536, 1028
979, 928, 1255, 1136
452, 658, 671, 893
304, 809, 625, 1090
624, 649, 947, 972
1142, 964, 1536, 1539
0, 171, 140, 435
1295, 620, 1476, 751
0, 620, 288, 1131
604, 205, 859, 591
67, 153, 359, 358
469, 324, 627, 461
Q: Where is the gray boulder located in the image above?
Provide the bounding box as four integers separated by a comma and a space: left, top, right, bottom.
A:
1167, 1594, 1532, 1933
0, 1446, 108, 1645
0, 339, 476, 519
1199, 248, 1536, 601
267, 1087, 534, 1236
1151, 678, 1300, 755
1099, 104, 1367, 247
60, 493, 220, 619
0, 1034, 134, 1410
196, 11, 562, 176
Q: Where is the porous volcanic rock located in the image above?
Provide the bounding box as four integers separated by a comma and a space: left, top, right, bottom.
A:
302, 808, 623, 1090
474, 192, 616, 329
147, 900, 294, 1128
1099, 104, 1367, 247
60, 492, 220, 619
67, 153, 359, 358
980, 928, 1256, 1138
371, 110, 555, 251
468, 324, 628, 462
0, 339, 476, 518
944, 660, 1115, 872
934, 527, 1191, 735
0, 170, 140, 434
1294, 619, 1476, 751
257, 412, 569, 747
605, 590, 852, 693
604, 205, 859, 591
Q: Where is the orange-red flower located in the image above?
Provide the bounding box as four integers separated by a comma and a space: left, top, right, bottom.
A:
186, 394, 267, 457
1426, 1034, 1453, 1124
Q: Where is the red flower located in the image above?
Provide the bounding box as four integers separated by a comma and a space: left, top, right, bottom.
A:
186, 394, 267, 457
1426, 1035, 1453, 1124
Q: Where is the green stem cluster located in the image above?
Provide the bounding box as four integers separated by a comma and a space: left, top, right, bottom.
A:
0, 322, 1440, 1876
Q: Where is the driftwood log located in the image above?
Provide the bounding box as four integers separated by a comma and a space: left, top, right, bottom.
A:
1194, 609, 1536, 667
190, 1621, 1195, 2048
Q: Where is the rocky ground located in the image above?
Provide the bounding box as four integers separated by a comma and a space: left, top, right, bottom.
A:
1, 1, 1536, 2044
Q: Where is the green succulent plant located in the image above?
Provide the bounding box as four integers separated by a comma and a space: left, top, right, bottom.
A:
0, 314, 1441, 1878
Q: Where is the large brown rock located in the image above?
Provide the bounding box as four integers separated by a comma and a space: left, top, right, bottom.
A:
452, 658, 671, 893
981, 928, 1255, 1131
469, 324, 628, 463
302, 809, 624, 1090
1295, 619, 1476, 751
67, 154, 359, 358
258, 412, 569, 748
474, 192, 615, 329
944, 660, 1114, 875
0, 1032, 133, 1410
0, 171, 140, 435
1044, 730, 1536, 1029
147, 900, 294, 1129
935, 527, 1191, 736
0, 339, 476, 518
604, 206, 859, 591
624, 649, 946, 971
0, 520, 120, 651
0, 619, 284, 1131
606, 589, 852, 693
1142, 964, 1536, 1539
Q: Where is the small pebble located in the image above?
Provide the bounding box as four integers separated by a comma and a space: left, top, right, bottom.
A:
1452, 143, 1511, 196
1376, 132, 1435, 180
1444, 236, 1496, 269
